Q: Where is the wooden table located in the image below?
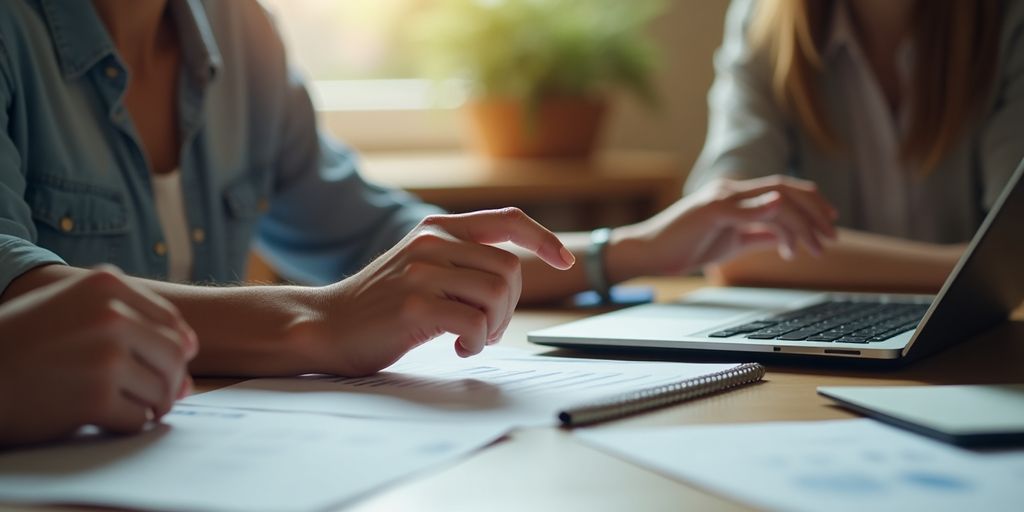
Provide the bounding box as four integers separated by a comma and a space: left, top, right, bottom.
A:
340, 277, 1024, 512
16, 277, 1024, 512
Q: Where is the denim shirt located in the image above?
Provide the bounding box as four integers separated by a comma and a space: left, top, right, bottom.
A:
0, 0, 441, 293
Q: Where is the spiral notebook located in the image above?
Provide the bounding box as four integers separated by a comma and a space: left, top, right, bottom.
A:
559, 363, 766, 427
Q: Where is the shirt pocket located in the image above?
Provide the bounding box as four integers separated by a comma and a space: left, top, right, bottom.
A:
25, 175, 130, 267
221, 169, 271, 272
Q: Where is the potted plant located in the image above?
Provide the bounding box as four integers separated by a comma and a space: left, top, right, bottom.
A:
411, 0, 663, 158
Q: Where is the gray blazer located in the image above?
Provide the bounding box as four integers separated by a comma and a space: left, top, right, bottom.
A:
685, 0, 1024, 244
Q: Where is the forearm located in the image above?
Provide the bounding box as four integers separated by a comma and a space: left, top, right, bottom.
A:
2, 265, 320, 376
708, 229, 965, 293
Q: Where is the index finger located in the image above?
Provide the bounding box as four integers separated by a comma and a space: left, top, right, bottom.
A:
422, 208, 576, 270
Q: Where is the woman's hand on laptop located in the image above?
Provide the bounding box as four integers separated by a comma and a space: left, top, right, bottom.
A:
296, 208, 575, 377
0, 267, 197, 446
614, 175, 838, 276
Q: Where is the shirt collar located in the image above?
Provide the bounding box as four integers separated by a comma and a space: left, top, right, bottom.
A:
171, 0, 223, 86
824, 1, 914, 85
38, 0, 116, 78
38, 0, 222, 83
825, 1, 914, 69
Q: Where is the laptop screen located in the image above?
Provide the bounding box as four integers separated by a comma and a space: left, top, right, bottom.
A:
904, 158, 1024, 359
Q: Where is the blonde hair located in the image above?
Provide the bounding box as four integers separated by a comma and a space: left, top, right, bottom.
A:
749, 0, 1003, 173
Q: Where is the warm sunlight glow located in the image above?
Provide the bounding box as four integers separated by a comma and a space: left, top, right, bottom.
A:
260, 0, 425, 79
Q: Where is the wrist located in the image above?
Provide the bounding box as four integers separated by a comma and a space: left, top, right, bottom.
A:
280, 286, 332, 374
604, 224, 655, 284
584, 228, 614, 299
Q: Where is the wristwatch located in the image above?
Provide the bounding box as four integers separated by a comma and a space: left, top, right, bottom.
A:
585, 227, 613, 303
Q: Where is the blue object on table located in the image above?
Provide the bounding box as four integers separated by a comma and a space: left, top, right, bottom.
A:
572, 286, 655, 308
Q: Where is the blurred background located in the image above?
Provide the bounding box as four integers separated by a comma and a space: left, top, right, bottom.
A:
259, 0, 731, 232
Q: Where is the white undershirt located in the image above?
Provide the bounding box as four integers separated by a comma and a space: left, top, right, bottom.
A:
151, 170, 193, 282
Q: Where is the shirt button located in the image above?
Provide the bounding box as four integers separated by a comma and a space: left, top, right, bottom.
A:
59, 216, 74, 233
192, 228, 206, 244
154, 241, 168, 257
105, 66, 119, 79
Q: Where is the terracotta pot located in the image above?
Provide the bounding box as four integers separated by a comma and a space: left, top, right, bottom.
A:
465, 96, 607, 158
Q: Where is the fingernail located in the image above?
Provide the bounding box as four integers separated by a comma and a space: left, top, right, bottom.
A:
559, 246, 576, 267
779, 245, 794, 261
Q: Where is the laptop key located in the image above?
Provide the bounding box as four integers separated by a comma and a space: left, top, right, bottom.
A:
835, 336, 869, 344
730, 299, 928, 344
776, 329, 821, 341
711, 321, 784, 338
730, 322, 779, 334
708, 330, 737, 338
868, 329, 907, 341
806, 334, 841, 342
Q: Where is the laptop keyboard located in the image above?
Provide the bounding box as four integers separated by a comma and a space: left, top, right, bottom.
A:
708, 300, 929, 344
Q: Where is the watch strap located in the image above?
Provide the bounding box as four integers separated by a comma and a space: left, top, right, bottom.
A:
585, 227, 613, 302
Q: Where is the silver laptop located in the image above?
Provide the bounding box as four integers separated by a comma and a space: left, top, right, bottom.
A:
529, 159, 1024, 362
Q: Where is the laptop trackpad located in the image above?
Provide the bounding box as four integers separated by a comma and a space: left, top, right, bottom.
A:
532, 288, 824, 342
533, 303, 751, 342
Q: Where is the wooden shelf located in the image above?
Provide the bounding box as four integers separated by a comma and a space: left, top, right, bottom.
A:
359, 149, 685, 222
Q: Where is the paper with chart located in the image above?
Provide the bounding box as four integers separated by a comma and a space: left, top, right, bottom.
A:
576, 419, 1024, 512
0, 405, 506, 512
183, 339, 738, 427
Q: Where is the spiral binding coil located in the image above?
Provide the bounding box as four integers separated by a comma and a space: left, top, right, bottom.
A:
558, 363, 766, 427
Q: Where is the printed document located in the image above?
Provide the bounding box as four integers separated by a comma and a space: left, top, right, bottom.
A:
0, 406, 506, 512
183, 339, 737, 426
576, 419, 1024, 512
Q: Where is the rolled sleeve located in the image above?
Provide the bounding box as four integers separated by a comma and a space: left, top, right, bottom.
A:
257, 134, 443, 285
0, 235, 66, 294
0, 40, 64, 295
255, 66, 442, 285
685, 0, 794, 194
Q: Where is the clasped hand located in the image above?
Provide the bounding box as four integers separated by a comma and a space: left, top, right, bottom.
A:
0, 267, 196, 445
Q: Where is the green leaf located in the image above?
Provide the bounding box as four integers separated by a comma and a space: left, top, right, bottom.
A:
407, 0, 665, 108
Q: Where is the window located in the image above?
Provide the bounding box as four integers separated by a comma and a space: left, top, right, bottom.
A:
260, 0, 463, 150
